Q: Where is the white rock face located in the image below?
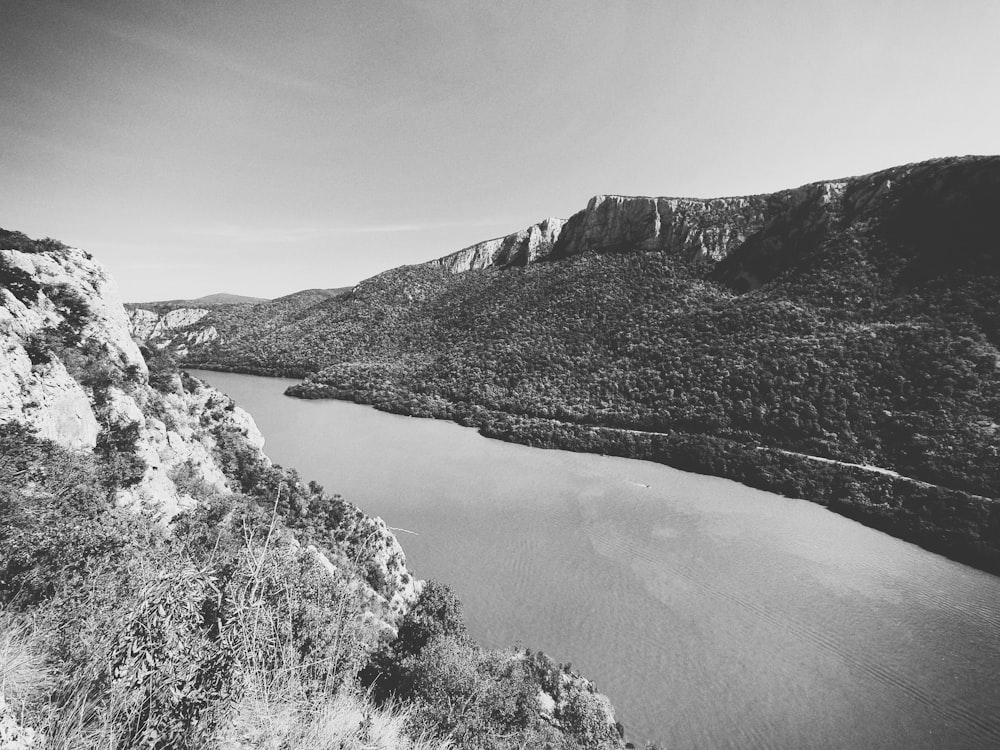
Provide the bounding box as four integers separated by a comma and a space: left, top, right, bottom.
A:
0, 245, 263, 515
430, 217, 567, 273
112, 381, 266, 519
554, 193, 772, 263
424, 194, 775, 274
1, 246, 143, 449
30, 359, 101, 449
127, 306, 216, 349
364, 514, 421, 617
0, 302, 99, 448
127, 308, 160, 340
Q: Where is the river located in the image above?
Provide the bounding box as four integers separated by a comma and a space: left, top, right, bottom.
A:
194, 370, 1000, 749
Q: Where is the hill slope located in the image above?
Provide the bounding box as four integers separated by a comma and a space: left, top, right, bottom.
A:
132, 156, 1000, 572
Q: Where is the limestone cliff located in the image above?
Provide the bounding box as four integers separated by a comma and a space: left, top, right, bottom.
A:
2, 244, 143, 450
422, 183, 841, 275
551, 193, 774, 263
423, 160, 997, 281
1, 244, 247, 517
1, 236, 418, 623
128, 306, 218, 355
430, 217, 567, 272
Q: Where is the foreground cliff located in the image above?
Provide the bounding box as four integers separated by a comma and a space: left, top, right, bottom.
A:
1, 230, 625, 749
132, 156, 1000, 575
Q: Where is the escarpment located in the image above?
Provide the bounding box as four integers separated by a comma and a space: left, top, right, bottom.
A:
431, 217, 567, 273
423, 180, 849, 277
0, 232, 419, 619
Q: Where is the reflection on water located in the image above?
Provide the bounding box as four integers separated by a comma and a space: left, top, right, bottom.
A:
195, 370, 1000, 748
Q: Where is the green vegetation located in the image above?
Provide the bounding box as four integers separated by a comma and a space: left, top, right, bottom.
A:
362, 581, 623, 749
170, 157, 1000, 572
0, 229, 68, 256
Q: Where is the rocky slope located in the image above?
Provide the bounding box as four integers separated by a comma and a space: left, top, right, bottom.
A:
430, 217, 567, 272
128, 306, 219, 356
0, 233, 416, 613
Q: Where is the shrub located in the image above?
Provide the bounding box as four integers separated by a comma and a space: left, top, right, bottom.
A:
0, 228, 67, 255
95, 420, 147, 492
393, 580, 469, 659
0, 424, 153, 605
144, 347, 180, 394
0, 251, 41, 305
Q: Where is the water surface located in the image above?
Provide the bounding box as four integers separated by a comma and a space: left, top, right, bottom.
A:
195, 370, 1000, 749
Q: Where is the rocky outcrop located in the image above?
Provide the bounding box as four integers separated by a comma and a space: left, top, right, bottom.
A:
102, 380, 255, 518
1, 237, 419, 620
0, 245, 256, 516
551, 193, 780, 263
128, 306, 218, 354
430, 217, 567, 273
129, 307, 209, 339
422, 158, 1000, 283
1, 246, 142, 449
423, 186, 829, 274
312, 509, 422, 622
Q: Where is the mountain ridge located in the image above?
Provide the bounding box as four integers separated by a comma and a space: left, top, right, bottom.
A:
407, 155, 996, 289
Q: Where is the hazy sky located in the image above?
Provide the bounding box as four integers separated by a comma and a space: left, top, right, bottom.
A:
3, 0, 999, 301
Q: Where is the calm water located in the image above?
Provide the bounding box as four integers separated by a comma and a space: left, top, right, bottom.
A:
195, 370, 1000, 749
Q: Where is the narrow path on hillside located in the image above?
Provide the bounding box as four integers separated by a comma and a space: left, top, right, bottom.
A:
541, 416, 963, 493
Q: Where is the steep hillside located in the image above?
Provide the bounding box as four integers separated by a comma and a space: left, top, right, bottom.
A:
1, 230, 625, 749
132, 156, 1000, 574
127, 288, 352, 373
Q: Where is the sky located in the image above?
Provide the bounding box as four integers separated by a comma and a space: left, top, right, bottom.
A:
2, 0, 999, 301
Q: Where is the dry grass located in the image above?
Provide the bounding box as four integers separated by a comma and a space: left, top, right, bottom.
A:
0, 517, 449, 750
220, 688, 451, 750
0, 618, 50, 711
0, 616, 49, 749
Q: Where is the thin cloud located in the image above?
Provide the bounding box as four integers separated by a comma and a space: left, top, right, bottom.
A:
48, 0, 322, 94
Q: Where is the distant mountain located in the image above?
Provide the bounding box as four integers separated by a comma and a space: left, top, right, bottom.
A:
133, 289, 352, 309
189, 292, 269, 305
133, 292, 269, 307
128, 288, 352, 364
130, 156, 1000, 573
272, 286, 352, 305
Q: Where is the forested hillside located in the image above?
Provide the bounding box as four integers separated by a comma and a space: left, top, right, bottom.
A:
136, 157, 1000, 572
